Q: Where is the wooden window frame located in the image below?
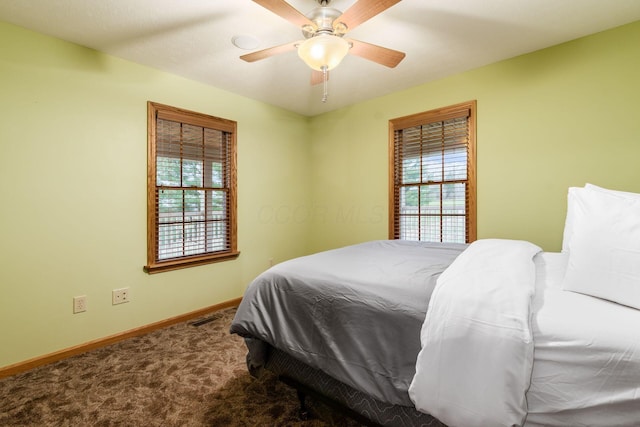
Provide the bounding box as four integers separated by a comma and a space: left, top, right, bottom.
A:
144, 102, 239, 274
388, 100, 477, 243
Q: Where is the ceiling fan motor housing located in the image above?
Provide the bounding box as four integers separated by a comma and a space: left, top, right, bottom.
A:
303, 5, 347, 38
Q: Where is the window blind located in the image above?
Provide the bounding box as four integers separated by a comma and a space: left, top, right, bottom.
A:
389, 101, 476, 243
155, 119, 231, 260
145, 102, 238, 273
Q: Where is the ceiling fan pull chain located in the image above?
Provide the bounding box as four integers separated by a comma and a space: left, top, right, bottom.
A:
322, 66, 329, 103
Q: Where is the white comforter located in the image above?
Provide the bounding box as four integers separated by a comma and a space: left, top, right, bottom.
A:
409, 239, 640, 427
409, 239, 540, 427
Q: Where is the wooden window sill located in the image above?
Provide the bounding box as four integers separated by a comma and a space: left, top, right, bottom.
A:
144, 251, 240, 274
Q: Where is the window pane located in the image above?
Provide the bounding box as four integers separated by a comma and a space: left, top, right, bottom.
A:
206, 221, 227, 252
443, 215, 466, 243
443, 183, 466, 215
401, 127, 422, 158
399, 215, 419, 240
402, 157, 421, 184
158, 223, 182, 260
211, 162, 223, 188
400, 186, 418, 214
444, 146, 467, 181
184, 221, 205, 256
423, 152, 442, 182
182, 159, 203, 187
205, 129, 225, 188
420, 185, 441, 214
158, 190, 183, 223
157, 157, 181, 187
209, 190, 226, 220
420, 215, 441, 242
182, 124, 203, 160
184, 189, 204, 219
157, 119, 181, 157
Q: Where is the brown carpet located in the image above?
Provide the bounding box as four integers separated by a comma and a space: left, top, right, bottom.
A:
0, 308, 362, 426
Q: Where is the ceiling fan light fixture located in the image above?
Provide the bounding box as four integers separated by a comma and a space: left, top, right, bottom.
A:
297, 34, 350, 71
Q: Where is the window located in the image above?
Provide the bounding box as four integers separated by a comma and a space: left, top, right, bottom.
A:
389, 101, 476, 243
145, 102, 239, 273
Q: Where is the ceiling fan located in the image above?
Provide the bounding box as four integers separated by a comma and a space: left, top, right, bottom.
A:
241, 0, 405, 102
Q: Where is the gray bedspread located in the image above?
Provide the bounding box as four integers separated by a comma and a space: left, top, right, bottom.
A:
230, 240, 466, 407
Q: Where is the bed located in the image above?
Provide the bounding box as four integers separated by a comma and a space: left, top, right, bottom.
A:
230, 184, 640, 427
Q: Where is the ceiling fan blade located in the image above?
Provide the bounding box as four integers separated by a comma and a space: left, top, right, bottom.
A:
240, 41, 300, 62
347, 39, 406, 68
252, 0, 316, 29
335, 0, 401, 32
310, 70, 329, 86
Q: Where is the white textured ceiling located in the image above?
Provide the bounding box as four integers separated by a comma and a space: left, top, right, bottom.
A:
2, 0, 640, 116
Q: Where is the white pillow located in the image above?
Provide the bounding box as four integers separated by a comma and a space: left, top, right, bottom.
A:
585, 183, 640, 200
562, 184, 640, 252
562, 187, 640, 310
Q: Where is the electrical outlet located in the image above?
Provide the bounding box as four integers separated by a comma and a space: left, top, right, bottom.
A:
73, 295, 87, 314
112, 288, 130, 305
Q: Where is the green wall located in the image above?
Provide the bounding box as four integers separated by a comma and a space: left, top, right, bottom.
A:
0, 22, 312, 368
1, 19, 639, 369
308, 20, 640, 253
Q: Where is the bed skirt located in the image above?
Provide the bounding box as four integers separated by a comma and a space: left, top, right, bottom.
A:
252, 341, 446, 427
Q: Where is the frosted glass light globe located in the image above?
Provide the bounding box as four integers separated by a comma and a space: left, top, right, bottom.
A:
298, 34, 350, 71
